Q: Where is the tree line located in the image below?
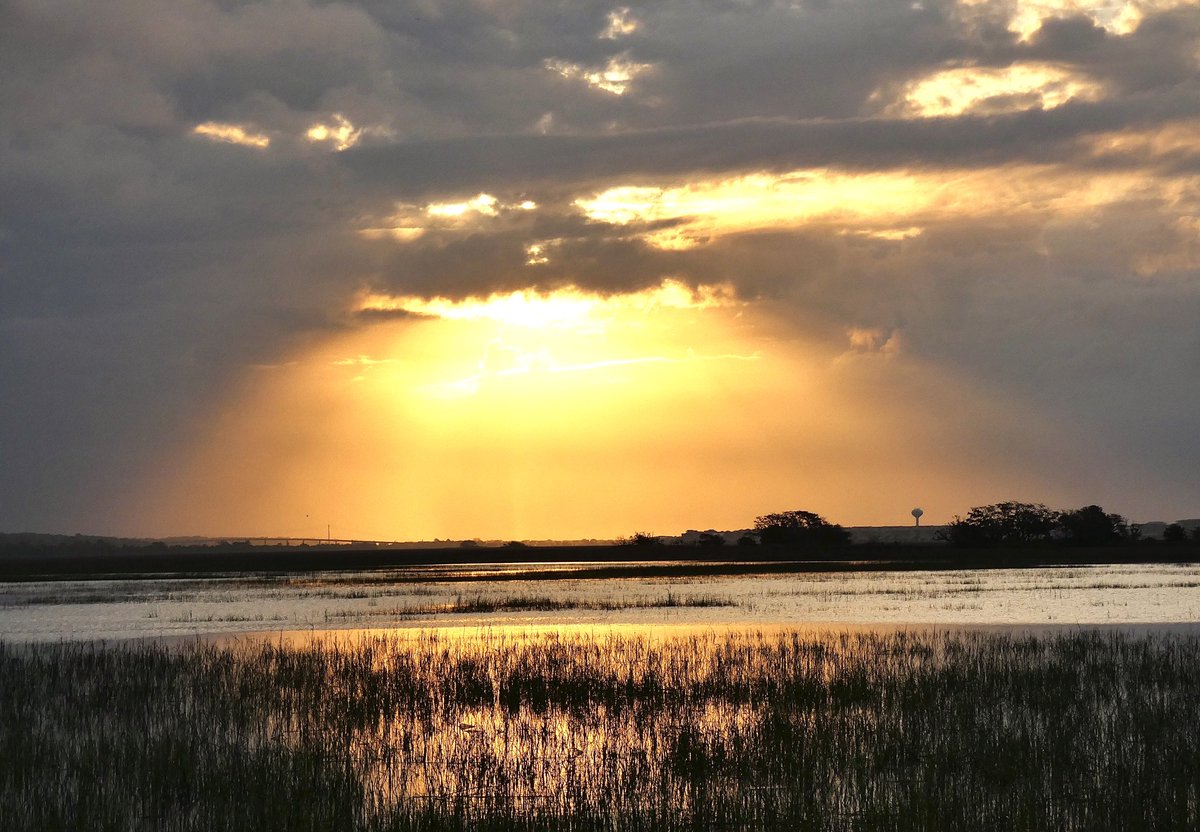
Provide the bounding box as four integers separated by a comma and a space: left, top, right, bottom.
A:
941, 502, 1198, 548
622, 510, 851, 548
623, 503, 1199, 548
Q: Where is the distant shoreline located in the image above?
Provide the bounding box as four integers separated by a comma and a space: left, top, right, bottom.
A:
1, 541, 1197, 581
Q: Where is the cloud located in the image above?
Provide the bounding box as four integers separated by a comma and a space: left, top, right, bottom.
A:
305, 114, 362, 150
883, 63, 1106, 117
963, 0, 1200, 41
193, 121, 271, 148
600, 7, 641, 40
544, 52, 655, 95
2, 0, 1200, 534
342, 92, 1200, 197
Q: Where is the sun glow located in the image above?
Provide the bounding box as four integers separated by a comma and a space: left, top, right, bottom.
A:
134, 286, 809, 540
351, 281, 749, 400
130, 279, 1090, 542
356, 280, 739, 330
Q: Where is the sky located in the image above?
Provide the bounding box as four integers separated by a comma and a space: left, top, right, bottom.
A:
2, 0, 1199, 541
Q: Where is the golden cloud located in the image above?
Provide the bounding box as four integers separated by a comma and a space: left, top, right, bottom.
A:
885, 63, 1104, 118
192, 121, 270, 148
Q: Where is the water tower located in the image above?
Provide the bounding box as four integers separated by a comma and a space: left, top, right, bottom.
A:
911, 507, 924, 527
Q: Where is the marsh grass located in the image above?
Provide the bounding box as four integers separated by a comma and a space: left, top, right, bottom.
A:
2, 629, 1199, 830
319, 591, 735, 621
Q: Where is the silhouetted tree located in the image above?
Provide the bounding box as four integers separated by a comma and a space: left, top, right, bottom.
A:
940, 502, 1057, 547
753, 510, 850, 546
737, 534, 758, 547
1163, 524, 1188, 543
696, 532, 726, 547
621, 532, 661, 547
1057, 505, 1130, 546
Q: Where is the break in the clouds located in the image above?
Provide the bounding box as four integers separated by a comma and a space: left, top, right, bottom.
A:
1, 0, 1198, 538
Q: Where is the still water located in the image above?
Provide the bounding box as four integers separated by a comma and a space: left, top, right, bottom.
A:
2, 561, 1199, 642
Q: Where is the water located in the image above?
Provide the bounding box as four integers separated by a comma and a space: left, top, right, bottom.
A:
10, 627, 1199, 829
2, 561, 1199, 642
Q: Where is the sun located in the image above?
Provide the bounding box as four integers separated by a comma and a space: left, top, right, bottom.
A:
134, 280, 808, 540
353, 280, 750, 396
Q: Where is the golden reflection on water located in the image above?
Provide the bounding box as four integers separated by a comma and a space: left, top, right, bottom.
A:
9, 623, 1198, 828
236, 626, 942, 815
214, 621, 915, 650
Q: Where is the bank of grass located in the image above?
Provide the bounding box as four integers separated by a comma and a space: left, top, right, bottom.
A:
158, 592, 733, 623
2, 628, 1198, 830
318, 591, 735, 621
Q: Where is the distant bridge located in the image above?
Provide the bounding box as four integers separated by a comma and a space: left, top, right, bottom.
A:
230, 537, 403, 548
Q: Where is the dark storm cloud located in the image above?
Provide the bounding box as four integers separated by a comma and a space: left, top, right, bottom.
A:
2, 0, 1199, 532
342, 91, 1200, 196
1027, 8, 1200, 93
616, 0, 974, 122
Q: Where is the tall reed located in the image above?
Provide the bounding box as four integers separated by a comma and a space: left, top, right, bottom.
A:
2, 628, 1197, 830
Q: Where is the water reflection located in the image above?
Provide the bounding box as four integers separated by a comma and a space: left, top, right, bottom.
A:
230, 627, 1200, 826
2, 562, 1199, 642
256, 629, 895, 816
5, 626, 1200, 828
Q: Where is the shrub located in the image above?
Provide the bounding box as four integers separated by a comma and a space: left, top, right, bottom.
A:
1058, 505, 1130, 546
940, 502, 1057, 547
753, 510, 850, 546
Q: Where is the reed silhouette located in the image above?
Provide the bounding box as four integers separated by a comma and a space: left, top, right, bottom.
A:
2, 628, 1198, 830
